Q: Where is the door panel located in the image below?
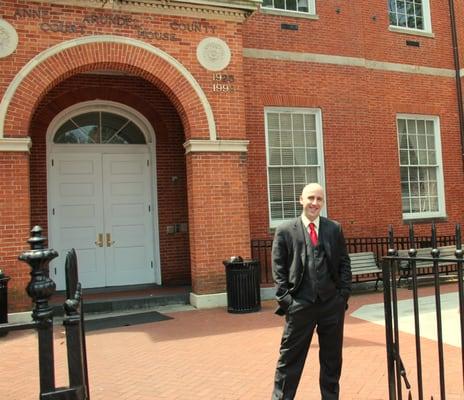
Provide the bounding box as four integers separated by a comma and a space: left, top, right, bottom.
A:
103, 154, 155, 286
49, 152, 156, 289
49, 153, 105, 289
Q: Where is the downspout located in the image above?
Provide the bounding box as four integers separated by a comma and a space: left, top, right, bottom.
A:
448, 0, 464, 170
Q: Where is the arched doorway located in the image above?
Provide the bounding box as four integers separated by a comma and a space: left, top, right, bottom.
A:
47, 100, 160, 290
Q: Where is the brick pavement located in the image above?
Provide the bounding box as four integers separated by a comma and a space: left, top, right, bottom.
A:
1, 283, 463, 400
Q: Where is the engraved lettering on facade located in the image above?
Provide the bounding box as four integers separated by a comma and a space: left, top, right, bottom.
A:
212, 73, 235, 93
82, 14, 140, 30
10, 8, 216, 44
170, 21, 216, 34
138, 30, 179, 42
40, 22, 85, 35
14, 8, 49, 19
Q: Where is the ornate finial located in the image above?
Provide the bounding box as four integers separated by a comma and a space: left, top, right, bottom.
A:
408, 223, 417, 258
28, 225, 46, 250
387, 225, 397, 256
431, 222, 437, 249
430, 222, 440, 258
18, 226, 58, 324
455, 224, 463, 259
456, 224, 462, 249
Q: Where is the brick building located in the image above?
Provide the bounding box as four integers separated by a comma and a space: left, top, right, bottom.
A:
1, 0, 463, 310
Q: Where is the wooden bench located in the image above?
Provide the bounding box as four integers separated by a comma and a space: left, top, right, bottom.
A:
349, 251, 382, 290
397, 245, 458, 285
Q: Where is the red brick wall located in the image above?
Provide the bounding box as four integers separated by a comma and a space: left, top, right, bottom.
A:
245, 1, 454, 68
0, 152, 32, 311
0, 0, 250, 307
243, 1, 464, 241
2, 0, 464, 309
0, 0, 247, 141
30, 74, 191, 285
187, 152, 251, 294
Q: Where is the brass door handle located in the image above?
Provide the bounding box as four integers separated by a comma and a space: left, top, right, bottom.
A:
106, 233, 115, 247
95, 233, 103, 247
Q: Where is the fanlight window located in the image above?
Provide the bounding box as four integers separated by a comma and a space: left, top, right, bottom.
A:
54, 112, 146, 144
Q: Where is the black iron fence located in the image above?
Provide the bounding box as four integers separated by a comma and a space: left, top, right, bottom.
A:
382, 223, 464, 400
251, 234, 457, 284
0, 226, 89, 400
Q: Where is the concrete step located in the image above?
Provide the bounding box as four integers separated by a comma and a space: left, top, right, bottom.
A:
8, 285, 192, 325
51, 285, 191, 316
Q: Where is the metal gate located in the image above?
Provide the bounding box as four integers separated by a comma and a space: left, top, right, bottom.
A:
382, 223, 464, 400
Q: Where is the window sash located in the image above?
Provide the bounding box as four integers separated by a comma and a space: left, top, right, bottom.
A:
261, 0, 315, 14
54, 111, 146, 144
388, 0, 431, 32
265, 108, 325, 226
397, 115, 445, 219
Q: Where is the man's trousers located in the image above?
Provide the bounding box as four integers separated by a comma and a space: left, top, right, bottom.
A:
271, 294, 346, 400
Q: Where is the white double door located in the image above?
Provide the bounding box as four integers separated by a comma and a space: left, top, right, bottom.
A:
49, 151, 157, 290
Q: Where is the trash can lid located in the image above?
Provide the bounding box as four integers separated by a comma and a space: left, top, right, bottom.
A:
227, 256, 243, 263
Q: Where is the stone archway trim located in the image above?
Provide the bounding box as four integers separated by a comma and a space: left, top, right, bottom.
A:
183, 139, 249, 153
0, 35, 217, 141
0, 137, 32, 152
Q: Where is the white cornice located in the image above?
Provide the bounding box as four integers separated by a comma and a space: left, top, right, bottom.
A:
0, 137, 32, 152
184, 139, 249, 153
167, 0, 261, 10
243, 48, 455, 78
27, 0, 261, 21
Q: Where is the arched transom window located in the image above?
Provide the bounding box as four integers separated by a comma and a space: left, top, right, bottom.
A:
54, 111, 147, 144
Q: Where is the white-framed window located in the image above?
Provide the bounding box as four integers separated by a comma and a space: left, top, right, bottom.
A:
261, 0, 316, 15
53, 111, 147, 144
397, 114, 446, 220
388, 0, 432, 33
265, 107, 325, 227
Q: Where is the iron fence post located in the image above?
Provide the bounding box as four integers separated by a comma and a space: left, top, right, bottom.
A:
384, 225, 398, 400
408, 223, 424, 400
18, 225, 58, 395
455, 224, 464, 388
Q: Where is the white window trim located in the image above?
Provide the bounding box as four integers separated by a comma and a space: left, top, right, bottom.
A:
47, 100, 154, 145
46, 100, 162, 284
264, 107, 326, 228
261, 0, 316, 17
388, 0, 432, 34
388, 26, 435, 38
396, 113, 446, 220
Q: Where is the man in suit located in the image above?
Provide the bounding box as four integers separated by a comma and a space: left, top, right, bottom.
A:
271, 183, 352, 400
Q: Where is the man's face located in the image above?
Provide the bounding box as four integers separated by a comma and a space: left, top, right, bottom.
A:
300, 184, 325, 221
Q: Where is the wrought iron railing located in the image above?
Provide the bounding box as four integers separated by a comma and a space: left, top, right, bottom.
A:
251, 235, 457, 284
382, 224, 464, 399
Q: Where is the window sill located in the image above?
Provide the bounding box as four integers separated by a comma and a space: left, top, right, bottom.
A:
402, 215, 448, 224
389, 26, 435, 38
260, 7, 319, 20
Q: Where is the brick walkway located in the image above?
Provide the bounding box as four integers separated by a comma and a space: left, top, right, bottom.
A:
1, 283, 463, 400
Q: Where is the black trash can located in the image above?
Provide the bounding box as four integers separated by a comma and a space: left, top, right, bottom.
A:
0, 270, 11, 334
223, 256, 261, 313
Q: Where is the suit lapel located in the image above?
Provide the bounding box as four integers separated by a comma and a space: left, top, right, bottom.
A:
319, 217, 332, 259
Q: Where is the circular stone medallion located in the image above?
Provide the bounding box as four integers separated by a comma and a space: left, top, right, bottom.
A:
196, 37, 231, 72
0, 19, 18, 58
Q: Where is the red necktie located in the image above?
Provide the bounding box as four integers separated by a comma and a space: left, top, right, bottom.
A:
309, 223, 318, 246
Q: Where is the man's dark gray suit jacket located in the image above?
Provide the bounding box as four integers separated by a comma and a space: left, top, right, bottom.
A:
272, 216, 352, 316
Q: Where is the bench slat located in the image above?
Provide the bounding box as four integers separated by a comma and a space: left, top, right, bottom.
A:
397, 245, 458, 269
348, 251, 381, 289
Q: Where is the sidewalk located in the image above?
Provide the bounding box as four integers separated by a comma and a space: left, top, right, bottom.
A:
1, 283, 462, 400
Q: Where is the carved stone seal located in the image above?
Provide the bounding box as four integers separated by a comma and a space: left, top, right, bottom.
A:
0, 19, 18, 58
196, 37, 231, 72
